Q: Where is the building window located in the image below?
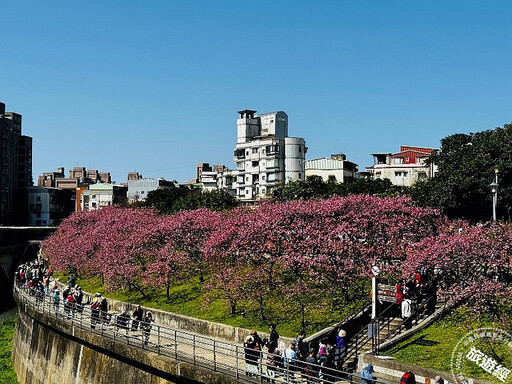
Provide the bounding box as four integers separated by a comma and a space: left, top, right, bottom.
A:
141, 191, 145, 194
252, 148, 258, 154
418, 172, 427, 180
299, 146, 302, 153
298, 173, 302, 179
328, 175, 336, 182
393, 158, 403, 164
252, 161, 259, 167
395, 171, 408, 177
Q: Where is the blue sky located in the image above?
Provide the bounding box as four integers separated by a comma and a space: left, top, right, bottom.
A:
3, 1, 512, 183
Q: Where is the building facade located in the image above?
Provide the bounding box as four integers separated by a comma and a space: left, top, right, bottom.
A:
80, 183, 127, 211
365, 145, 437, 186
195, 163, 234, 193
232, 110, 306, 200
127, 178, 177, 202
0, 102, 32, 225
27, 187, 74, 226
305, 153, 358, 183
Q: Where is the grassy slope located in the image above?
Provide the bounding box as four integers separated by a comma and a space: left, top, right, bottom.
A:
0, 310, 18, 384
58, 273, 365, 337
384, 309, 511, 382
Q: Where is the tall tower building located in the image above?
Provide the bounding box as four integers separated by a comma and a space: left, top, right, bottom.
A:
0, 102, 33, 225
233, 110, 306, 200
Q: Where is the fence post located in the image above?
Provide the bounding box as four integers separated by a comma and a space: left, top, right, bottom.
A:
213, 340, 217, 371
157, 326, 161, 355
193, 334, 196, 365
174, 330, 178, 359
235, 344, 239, 379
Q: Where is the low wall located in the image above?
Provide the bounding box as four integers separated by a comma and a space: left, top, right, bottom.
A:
12, 296, 236, 384
360, 353, 494, 384
58, 281, 293, 350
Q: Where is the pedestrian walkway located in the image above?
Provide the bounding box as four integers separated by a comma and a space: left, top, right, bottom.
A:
14, 280, 394, 384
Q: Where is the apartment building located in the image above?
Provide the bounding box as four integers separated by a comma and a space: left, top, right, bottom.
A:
27, 187, 74, 226
127, 178, 177, 202
195, 163, 234, 193
305, 153, 358, 183
232, 110, 306, 200
80, 183, 127, 211
0, 102, 32, 225
365, 145, 437, 186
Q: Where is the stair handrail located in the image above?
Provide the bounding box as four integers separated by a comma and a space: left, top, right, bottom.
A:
373, 293, 444, 354
344, 291, 445, 366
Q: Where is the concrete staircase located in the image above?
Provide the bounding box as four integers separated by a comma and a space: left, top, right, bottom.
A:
342, 298, 446, 372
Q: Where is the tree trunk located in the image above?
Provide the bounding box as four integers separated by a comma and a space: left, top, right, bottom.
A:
230, 299, 237, 315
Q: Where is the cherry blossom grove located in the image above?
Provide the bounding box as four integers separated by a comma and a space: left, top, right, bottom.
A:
42, 195, 512, 321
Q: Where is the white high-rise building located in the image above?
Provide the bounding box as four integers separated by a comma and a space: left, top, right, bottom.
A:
232, 110, 306, 200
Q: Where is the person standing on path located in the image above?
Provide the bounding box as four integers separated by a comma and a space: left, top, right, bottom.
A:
132, 305, 143, 331
361, 364, 376, 384
142, 311, 154, 345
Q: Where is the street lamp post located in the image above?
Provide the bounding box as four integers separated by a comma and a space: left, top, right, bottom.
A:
489, 167, 499, 222
371, 265, 380, 320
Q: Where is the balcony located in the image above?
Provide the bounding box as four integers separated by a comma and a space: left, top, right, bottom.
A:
234, 149, 245, 159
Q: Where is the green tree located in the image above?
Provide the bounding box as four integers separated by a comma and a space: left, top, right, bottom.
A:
271, 175, 406, 202
173, 189, 239, 212
142, 187, 192, 214
143, 187, 238, 214
411, 124, 512, 221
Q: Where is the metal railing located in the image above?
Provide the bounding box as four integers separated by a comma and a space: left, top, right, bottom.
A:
344, 293, 444, 364
13, 280, 393, 384
372, 294, 445, 354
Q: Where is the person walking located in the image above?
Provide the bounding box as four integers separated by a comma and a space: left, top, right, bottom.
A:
269, 324, 279, 345
283, 343, 298, 383
142, 311, 154, 345
132, 305, 143, 331
360, 364, 376, 384
401, 297, 413, 330
305, 348, 319, 384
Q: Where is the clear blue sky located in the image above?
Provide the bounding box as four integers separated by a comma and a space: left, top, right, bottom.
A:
3, 1, 512, 183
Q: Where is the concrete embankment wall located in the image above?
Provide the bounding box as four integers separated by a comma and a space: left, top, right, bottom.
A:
12, 298, 235, 384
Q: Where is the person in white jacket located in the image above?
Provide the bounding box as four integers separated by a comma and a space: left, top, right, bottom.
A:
401, 297, 413, 329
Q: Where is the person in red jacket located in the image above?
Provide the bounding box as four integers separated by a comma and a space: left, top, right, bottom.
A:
395, 279, 404, 316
